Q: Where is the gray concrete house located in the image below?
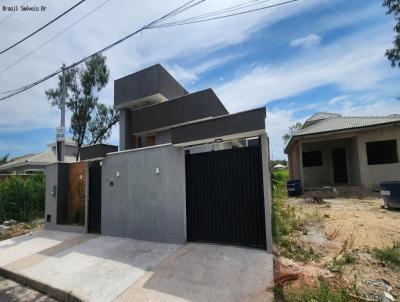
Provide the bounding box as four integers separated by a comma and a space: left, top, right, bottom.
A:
285, 112, 400, 188
0, 139, 78, 174
45, 64, 273, 252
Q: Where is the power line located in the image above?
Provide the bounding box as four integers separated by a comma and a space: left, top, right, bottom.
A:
0, 0, 87, 55
0, 0, 114, 76
0, 0, 30, 25
165, 0, 273, 24
151, 0, 299, 28
0, 0, 204, 102
0, 0, 300, 102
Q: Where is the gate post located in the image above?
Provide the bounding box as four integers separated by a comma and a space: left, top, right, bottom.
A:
260, 133, 273, 253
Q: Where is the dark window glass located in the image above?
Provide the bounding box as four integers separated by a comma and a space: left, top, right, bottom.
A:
366, 140, 398, 165
302, 151, 322, 167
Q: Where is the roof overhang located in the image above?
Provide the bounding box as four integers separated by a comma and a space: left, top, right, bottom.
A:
284, 121, 400, 154
171, 107, 266, 147
130, 88, 229, 135
114, 64, 188, 109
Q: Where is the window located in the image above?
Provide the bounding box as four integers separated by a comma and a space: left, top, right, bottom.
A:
302, 151, 322, 167
366, 140, 398, 165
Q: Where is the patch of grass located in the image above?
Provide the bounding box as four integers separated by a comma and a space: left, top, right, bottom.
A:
304, 208, 323, 225
282, 278, 352, 302
279, 238, 321, 262
327, 252, 356, 273
272, 170, 322, 262
372, 241, 400, 268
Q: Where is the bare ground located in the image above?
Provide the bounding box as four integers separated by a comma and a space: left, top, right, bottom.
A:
275, 197, 400, 301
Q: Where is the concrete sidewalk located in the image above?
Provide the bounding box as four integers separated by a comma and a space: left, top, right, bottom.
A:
116, 243, 274, 302
0, 230, 273, 302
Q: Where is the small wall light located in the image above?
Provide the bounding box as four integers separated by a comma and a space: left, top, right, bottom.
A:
155, 167, 160, 174
116, 171, 120, 177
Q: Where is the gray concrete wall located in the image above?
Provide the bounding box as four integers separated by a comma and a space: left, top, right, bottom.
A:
114, 64, 187, 108
131, 89, 228, 134
119, 108, 133, 151
171, 107, 266, 145
260, 134, 273, 254
288, 141, 302, 182
44, 163, 86, 233
155, 130, 172, 145
301, 138, 360, 186
357, 127, 400, 186
101, 144, 186, 244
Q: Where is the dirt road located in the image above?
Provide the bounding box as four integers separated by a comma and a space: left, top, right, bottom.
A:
292, 197, 400, 252
276, 197, 400, 300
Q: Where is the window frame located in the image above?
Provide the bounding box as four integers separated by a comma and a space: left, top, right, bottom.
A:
366, 139, 399, 166
302, 150, 323, 167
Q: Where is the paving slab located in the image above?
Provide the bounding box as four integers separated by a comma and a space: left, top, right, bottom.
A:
0, 276, 56, 302
0, 230, 82, 266
20, 235, 180, 302
116, 243, 274, 302
1, 231, 273, 302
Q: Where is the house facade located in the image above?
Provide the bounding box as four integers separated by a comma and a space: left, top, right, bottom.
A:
285, 112, 400, 188
45, 64, 273, 252
0, 139, 78, 174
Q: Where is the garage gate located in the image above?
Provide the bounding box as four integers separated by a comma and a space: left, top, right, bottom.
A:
185, 144, 267, 249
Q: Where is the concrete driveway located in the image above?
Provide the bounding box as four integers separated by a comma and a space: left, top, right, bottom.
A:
0, 231, 273, 302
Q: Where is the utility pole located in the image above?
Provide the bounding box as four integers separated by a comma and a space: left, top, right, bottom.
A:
56, 63, 66, 162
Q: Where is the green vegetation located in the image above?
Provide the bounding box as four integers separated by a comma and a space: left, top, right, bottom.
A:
0, 154, 9, 165
327, 252, 356, 273
0, 173, 45, 223
373, 241, 400, 268
272, 169, 321, 262
285, 279, 351, 302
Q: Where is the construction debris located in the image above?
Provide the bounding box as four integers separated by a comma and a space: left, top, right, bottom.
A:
304, 195, 325, 204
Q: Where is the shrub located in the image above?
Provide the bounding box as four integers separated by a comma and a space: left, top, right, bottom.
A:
373, 241, 400, 268
0, 173, 45, 223
327, 252, 356, 273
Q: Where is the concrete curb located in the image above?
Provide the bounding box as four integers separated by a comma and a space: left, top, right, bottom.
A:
0, 266, 85, 302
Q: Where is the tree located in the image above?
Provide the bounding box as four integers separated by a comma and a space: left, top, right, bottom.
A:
46, 54, 119, 160
282, 122, 303, 145
383, 0, 400, 68
0, 154, 9, 165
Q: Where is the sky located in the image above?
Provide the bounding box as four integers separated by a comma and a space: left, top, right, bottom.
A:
0, 0, 399, 160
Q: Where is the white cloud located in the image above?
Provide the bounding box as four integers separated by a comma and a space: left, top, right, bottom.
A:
167, 54, 242, 84
216, 24, 396, 113
327, 95, 349, 105
0, 0, 325, 136
290, 33, 321, 48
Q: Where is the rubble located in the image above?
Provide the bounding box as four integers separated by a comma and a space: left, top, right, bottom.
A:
2, 219, 17, 226
304, 195, 325, 204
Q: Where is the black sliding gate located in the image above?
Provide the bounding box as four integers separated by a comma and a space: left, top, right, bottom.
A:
88, 165, 102, 234
185, 145, 266, 249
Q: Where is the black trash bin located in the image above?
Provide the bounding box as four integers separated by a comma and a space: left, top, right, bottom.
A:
379, 181, 400, 209
286, 179, 302, 196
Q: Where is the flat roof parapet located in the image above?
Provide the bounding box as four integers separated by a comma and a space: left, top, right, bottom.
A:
114, 64, 188, 109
